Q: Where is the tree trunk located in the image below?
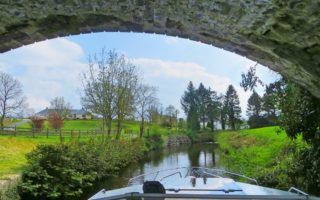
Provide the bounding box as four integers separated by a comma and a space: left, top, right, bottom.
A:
231, 118, 235, 130
107, 116, 112, 136
210, 119, 214, 132
0, 116, 4, 131
116, 119, 121, 140
202, 116, 205, 130
220, 114, 225, 130
139, 117, 144, 138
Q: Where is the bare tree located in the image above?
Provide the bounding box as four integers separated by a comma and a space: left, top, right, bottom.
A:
0, 71, 26, 130
136, 84, 157, 137
50, 96, 72, 119
114, 56, 139, 139
81, 49, 139, 139
81, 49, 118, 135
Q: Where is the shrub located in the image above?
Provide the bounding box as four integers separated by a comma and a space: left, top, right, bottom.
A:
18, 139, 146, 199
144, 133, 163, 150
48, 112, 63, 130
289, 143, 320, 196
29, 116, 45, 132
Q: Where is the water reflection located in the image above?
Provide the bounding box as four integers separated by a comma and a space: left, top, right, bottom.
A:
84, 143, 220, 199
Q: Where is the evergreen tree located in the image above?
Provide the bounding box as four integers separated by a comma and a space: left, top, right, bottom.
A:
224, 85, 241, 130
218, 94, 227, 130
247, 90, 262, 117
206, 88, 220, 132
196, 83, 211, 129
247, 90, 264, 128
181, 81, 200, 131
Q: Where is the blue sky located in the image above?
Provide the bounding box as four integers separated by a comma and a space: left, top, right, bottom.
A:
0, 32, 280, 117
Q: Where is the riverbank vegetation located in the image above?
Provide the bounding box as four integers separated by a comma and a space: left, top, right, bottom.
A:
216, 126, 306, 189
18, 138, 145, 200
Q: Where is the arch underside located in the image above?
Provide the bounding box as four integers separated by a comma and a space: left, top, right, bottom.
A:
0, 0, 319, 97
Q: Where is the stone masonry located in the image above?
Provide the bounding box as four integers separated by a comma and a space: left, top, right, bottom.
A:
0, 1, 319, 97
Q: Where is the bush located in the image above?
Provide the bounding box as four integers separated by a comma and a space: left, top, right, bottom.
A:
48, 112, 63, 130
144, 133, 163, 150
0, 179, 20, 200
289, 143, 320, 196
29, 116, 45, 132
18, 139, 146, 199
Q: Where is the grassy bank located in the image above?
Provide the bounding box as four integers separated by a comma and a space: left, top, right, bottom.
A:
216, 126, 306, 189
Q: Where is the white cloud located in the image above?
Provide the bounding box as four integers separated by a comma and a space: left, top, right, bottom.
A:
132, 58, 232, 94
132, 58, 255, 118
0, 38, 87, 112
26, 96, 50, 111
164, 36, 180, 45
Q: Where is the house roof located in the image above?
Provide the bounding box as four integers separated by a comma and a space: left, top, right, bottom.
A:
36, 108, 89, 116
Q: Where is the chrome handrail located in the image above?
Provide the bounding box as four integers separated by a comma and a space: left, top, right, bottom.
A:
289, 187, 309, 197
191, 167, 259, 185
127, 166, 259, 186
159, 171, 182, 181
127, 167, 189, 186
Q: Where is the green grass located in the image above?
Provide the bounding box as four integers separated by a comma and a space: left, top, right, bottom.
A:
17, 119, 103, 130
1, 119, 175, 179
215, 126, 306, 188
0, 136, 59, 178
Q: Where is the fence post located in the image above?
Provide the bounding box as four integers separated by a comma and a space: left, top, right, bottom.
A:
46, 128, 49, 138
59, 129, 63, 143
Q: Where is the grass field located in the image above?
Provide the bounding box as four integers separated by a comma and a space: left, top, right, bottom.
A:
17, 119, 103, 130
216, 126, 306, 188
16, 119, 169, 132
0, 119, 175, 179
0, 136, 58, 178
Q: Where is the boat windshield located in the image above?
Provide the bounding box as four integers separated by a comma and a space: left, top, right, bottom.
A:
128, 167, 259, 186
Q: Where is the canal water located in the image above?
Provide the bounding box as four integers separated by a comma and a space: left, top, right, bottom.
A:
83, 143, 223, 199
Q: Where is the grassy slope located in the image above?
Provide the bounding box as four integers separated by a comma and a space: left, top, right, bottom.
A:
216, 126, 306, 188
0, 137, 58, 178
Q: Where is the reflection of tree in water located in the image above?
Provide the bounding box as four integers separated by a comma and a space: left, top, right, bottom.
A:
188, 144, 216, 167
85, 143, 220, 199
188, 144, 201, 166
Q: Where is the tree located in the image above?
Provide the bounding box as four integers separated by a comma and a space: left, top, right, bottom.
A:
247, 90, 265, 128
0, 71, 26, 130
165, 105, 177, 128
206, 88, 220, 132
196, 83, 211, 130
181, 81, 200, 131
30, 116, 45, 132
81, 48, 124, 135
218, 94, 227, 130
240, 64, 263, 92
262, 82, 281, 123
278, 80, 320, 142
48, 111, 63, 130
136, 84, 157, 137
50, 96, 71, 119
247, 90, 262, 117
113, 54, 139, 139
224, 85, 241, 130
146, 102, 162, 124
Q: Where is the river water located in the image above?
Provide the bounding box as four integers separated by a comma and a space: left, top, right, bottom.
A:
84, 143, 223, 199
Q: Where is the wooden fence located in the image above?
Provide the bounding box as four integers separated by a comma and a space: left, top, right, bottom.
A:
0, 127, 138, 141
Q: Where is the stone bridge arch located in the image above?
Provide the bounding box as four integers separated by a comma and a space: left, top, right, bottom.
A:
0, 1, 319, 97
